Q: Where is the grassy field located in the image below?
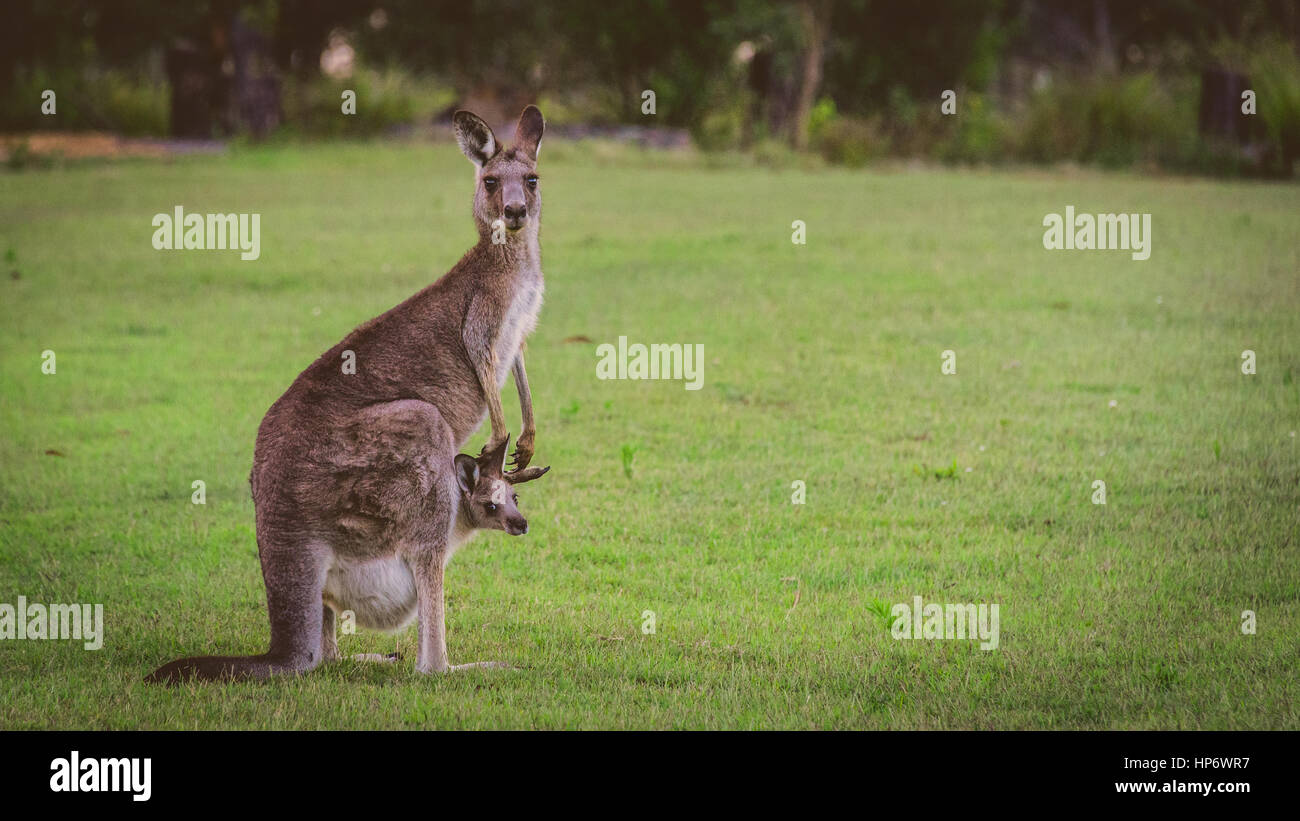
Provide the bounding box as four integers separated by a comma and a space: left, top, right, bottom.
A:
1, 140, 1298, 729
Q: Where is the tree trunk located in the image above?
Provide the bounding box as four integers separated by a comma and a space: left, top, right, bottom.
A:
165, 41, 218, 138
1092, 0, 1118, 75
225, 15, 282, 138
790, 0, 832, 151
1198, 68, 1251, 143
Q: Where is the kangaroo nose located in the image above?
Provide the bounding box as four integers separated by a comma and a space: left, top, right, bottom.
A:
504, 203, 527, 221
507, 516, 528, 535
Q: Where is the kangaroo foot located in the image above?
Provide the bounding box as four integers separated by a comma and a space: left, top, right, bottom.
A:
450, 660, 514, 672
352, 652, 401, 663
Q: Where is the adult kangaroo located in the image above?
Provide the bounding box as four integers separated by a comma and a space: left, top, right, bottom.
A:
148, 106, 549, 682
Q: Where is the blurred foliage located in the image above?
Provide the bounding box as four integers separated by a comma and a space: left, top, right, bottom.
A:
1014, 72, 1187, 168
1, 66, 169, 135
1245, 37, 1300, 173
280, 70, 455, 137
2, 0, 1299, 176
821, 0, 1014, 115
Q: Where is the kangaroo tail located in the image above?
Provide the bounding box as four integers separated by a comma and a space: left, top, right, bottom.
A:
145, 653, 288, 684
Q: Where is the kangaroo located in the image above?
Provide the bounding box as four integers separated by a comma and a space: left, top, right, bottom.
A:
319, 437, 540, 667
147, 106, 550, 682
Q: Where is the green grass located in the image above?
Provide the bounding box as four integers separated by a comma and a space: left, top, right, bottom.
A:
1, 141, 1298, 729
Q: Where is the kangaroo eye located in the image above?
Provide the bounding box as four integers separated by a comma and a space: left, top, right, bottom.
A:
483, 177, 498, 192
526, 176, 538, 190
512, 494, 519, 503
485, 502, 497, 513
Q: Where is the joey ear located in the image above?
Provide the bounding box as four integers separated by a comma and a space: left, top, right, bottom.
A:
454, 453, 480, 495
453, 110, 498, 167
514, 105, 544, 161
477, 433, 510, 477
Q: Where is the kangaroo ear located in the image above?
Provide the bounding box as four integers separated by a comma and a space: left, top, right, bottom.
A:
454, 453, 480, 494
514, 105, 544, 161
453, 110, 498, 167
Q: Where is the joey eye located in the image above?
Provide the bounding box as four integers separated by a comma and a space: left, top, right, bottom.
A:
485, 502, 497, 513
483, 177, 498, 192
526, 175, 538, 190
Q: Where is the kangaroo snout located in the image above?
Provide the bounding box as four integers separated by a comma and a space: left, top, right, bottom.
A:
505, 516, 528, 536
503, 202, 527, 229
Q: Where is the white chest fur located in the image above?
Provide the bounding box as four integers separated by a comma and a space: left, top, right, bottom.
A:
494, 276, 544, 386
323, 556, 419, 632
324, 526, 478, 632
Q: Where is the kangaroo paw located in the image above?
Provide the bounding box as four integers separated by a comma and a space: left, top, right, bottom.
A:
508, 442, 533, 470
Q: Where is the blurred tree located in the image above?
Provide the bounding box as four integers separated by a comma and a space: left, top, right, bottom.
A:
821, 0, 1012, 116
339, 0, 738, 129
792, 0, 833, 149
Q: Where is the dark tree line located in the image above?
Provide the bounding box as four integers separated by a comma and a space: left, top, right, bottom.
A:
3, 0, 1298, 149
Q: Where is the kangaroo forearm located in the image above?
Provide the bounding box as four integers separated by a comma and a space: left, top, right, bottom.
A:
474, 358, 509, 441
512, 353, 535, 436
